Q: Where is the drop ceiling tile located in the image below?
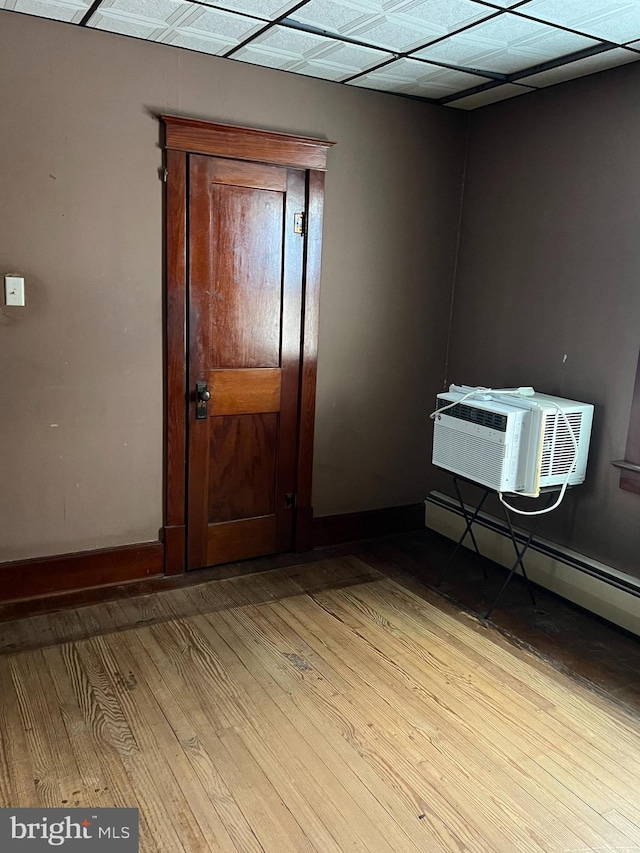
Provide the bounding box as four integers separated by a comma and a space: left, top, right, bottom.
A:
349, 15, 434, 50
233, 24, 337, 70
348, 57, 488, 96
518, 0, 640, 45
164, 5, 264, 45
285, 0, 385, 36
518, 45, 640, 85
91, 13, 164, 35
288, 0, 494, 48
289, 41, 392, 81
445, 81, 534, 107
90, 0, 194, 29
0, 0, 90, 23
90, 0, 262, 53
166, 30, 245, 52
198, 0, 300, 21
388, 0, 496, 33
413, 11, 600, 73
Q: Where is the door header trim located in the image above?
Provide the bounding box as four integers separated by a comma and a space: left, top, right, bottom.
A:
161, 115, 335, 171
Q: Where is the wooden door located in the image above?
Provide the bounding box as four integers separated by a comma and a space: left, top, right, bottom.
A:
186, 154, 305, 569
162, 116, 333, 576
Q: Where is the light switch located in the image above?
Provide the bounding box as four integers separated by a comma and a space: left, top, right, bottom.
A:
4, 275, 25, 306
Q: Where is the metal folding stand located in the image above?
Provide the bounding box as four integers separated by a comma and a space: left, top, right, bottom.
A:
436, 475, 556, 619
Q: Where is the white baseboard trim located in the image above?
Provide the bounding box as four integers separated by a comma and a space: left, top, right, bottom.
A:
425, 491, 640, 637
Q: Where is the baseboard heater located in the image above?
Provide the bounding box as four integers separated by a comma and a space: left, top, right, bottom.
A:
425, 490, 640, 635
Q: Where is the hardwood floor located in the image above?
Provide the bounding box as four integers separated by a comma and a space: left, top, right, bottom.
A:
0, 550, 639, 851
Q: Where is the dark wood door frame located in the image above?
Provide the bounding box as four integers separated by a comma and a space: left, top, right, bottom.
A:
161, 116, 334, 575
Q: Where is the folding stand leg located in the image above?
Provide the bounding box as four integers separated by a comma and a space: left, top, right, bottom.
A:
484, 492, 554, 619
437, 477, 490, 586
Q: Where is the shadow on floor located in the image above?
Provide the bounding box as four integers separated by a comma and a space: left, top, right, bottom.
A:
350, 530, 640, 717
0, 528, 638, 718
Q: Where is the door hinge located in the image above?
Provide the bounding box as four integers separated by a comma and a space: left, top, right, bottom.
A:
293, 212, 305, 236
285, 492, 296, 509
162, 167, 168, 183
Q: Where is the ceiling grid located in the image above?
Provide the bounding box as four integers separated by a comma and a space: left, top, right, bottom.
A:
2, 0, 640, 107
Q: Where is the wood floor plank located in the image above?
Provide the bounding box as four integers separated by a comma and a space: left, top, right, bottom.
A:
252, 595, 575, 852
350, 580, 640, 820
384, 577, 640, 752
41, 640, 157, 850
96, 628, 240, 853
304, 582, 640, 849
188, 598, 457, 853
216, 600, 491, 852
1, 553, 640, 853
182, 608, 416, 853
0, 613, 58, 655
0, 655, 34, 805
118, 624, 266, 853
71, 637, 188, 852
134, 617, 321, 853
207, 613, 465, 852
97, 627, 241, 853
601, 808, 640, 838
9, 651, 88, 807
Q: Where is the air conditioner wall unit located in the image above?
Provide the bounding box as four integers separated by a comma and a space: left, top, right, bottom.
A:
432, 385, 594, 495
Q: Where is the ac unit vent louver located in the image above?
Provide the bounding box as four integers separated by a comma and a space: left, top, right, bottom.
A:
433, 426, 507, 486
436, 400, 507, 432
540, 412, 583, 477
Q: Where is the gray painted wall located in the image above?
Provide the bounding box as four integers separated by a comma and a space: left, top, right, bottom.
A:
447, 62, 640, 577
0, 12, 466, 561
4, 10, 637, 578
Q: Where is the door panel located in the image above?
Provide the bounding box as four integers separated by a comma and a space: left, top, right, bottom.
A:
206, 516, 277, 567
209, 368, 281, 416
208, 414, 278, 523
187, 153, 305, 569
208, 183, 283, 369
206, 157, 288, 192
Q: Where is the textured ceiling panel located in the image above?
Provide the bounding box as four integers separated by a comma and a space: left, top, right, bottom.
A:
289, 41, 392, 81
198, 0, 300, 20
413, 12, 600, 73
445, 81, 535, 107
518, 0, 640, 45
98, 0, 188, 23
517, 45, 640, 85
89, 0, 193, 34
348, 57, 489, 96
285, 0, 385, 36
165, 6, 263, 45
288, 0, 494, 46
344, 15, 439, 50
4, 0, 640, 108
390, 0, 496, 33
91, 13, 163, 35
0, 0, 90, 22
233, 24, 339, 70
89, 0, 262, 52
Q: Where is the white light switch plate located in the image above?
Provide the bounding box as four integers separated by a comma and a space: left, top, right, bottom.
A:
4, 275, 25, 306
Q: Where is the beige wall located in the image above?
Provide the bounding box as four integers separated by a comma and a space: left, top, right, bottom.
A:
0, 12, 467, 561
447, 61, 640, 577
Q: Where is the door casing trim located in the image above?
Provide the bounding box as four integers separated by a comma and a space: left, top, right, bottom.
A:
161, 116, 334, 574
